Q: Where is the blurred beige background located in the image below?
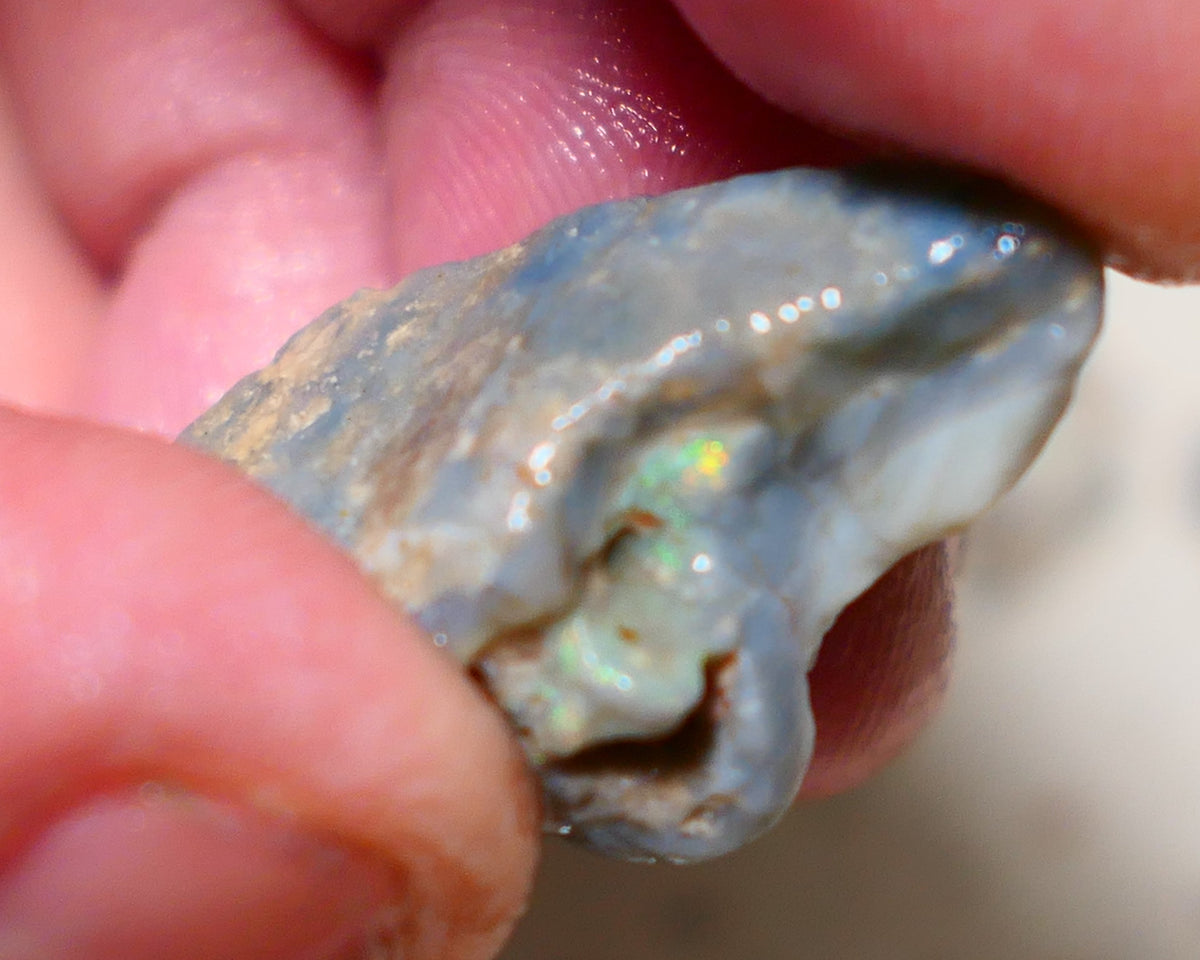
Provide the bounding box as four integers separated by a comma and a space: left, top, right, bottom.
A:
499, 273, 1200, 959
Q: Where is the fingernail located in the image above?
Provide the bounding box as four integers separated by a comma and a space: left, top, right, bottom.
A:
0, 787, 407, 960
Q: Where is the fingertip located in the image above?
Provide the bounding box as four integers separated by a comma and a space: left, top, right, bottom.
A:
675, 0, 1200, 281
379, 0, 850, 274
0, 408, 539, 960
801, 545, 954, 799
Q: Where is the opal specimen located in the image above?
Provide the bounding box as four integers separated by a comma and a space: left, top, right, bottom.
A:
180, 165, 1103, 863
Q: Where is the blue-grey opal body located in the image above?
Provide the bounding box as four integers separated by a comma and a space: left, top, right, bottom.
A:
181, 165, 1103, 862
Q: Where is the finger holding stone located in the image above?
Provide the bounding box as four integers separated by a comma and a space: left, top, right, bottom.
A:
0, 408, 539, 960
379, 0, 853, 274
674, 0, 1200, 280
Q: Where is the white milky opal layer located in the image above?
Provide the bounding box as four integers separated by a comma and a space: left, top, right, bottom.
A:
181, 165, 1103, 862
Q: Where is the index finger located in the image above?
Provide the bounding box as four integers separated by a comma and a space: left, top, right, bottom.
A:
675, 0, 1200, 281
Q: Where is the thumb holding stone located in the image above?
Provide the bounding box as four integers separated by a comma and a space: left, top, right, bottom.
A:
0, 407, 538, 960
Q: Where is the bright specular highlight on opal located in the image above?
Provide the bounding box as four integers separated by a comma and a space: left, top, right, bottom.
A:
180, 165, 1103, 863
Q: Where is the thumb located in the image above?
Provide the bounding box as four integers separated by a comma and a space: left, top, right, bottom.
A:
0, 407, 537, 960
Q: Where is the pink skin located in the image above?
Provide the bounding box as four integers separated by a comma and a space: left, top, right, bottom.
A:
0, 1, 1192, 957
673, 0, 1200, 281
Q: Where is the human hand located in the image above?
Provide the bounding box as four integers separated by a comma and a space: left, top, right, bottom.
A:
0, 2, 1194, 959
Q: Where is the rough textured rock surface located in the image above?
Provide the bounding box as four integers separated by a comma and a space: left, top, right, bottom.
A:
180, 165, 1103, 862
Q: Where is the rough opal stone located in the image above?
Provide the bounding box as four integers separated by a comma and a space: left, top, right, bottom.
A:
180, 165, 1103, 863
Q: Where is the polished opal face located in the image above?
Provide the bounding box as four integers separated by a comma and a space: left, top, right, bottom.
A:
180, 165, 1103, 863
